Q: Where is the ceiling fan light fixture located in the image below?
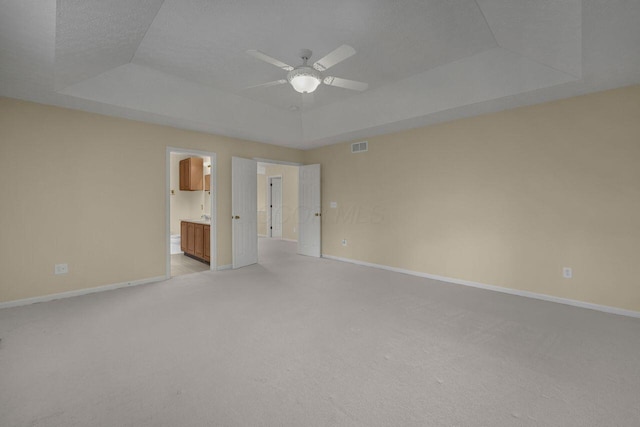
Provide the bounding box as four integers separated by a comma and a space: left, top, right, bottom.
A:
246, 46, 367, 94
287, 66, 322, 93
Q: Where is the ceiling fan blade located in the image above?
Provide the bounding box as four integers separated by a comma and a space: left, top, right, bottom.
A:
313, 45, 356, 71
244, 79, 287, 90
323, 76, 368, 91
246, 50, 294, 71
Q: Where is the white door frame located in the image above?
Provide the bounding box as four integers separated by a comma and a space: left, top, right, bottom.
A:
253, 158, 302, 167
166, 147, 217, 278
267, 175, 283, 238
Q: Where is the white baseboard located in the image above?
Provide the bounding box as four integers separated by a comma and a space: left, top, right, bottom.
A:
257, 236, 297, 243
0, 275, 166, 310
322, 255, 640, 319
216, 264, 232, 271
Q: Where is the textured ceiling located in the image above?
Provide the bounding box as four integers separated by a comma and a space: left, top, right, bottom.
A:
1, 0, 639, 148
131, 0, 498, 111
476, 0, 582, 77
55, 0, 165, 90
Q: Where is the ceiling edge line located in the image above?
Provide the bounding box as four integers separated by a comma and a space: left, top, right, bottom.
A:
498, 44, 582, 81
128, 0, 167, 64
473, 0, 583, 80
473, 0, 500, 49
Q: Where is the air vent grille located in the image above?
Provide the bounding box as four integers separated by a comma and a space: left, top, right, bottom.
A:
351, 141, 368, 153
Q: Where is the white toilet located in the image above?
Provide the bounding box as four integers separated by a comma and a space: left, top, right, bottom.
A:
170, 234, 182, 254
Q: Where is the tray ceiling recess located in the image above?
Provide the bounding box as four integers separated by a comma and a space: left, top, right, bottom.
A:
1, 0, 639, 148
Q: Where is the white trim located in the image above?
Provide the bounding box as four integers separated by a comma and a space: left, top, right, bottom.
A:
254, 158, 302, 166
266, 176, 271, 238
0, 276, 166, 310
267, 175, 283, 238
322, 255, 640, 319
258, 234, 268, 238
282, 238, 298, 243
216, 264, 232, 271
166, 147, 217, 277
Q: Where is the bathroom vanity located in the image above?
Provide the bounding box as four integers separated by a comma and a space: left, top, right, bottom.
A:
180, 220, 210, 263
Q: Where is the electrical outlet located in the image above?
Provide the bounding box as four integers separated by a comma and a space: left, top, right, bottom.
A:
330, 202, 338, 209
55, 264, 68, 275
563, 267, 572, 279
341, 239, 347, 246
293, 227, 296, 233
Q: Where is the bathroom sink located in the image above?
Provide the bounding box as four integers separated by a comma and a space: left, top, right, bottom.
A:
182, 218, 211, 225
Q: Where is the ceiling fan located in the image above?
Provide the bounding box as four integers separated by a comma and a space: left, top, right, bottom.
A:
245, 45, 368, 94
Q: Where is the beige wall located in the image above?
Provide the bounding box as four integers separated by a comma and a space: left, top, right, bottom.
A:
305, 85, 640, 312
258, 164, 299, 241
2, 86, 640, 312
0, 97, 303, 303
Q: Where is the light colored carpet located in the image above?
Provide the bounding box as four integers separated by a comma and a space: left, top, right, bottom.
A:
1, 239, 639, 426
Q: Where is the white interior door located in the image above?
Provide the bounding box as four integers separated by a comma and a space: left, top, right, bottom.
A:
270, 177, 282, 238
232, 157, 257, 269
298, 164, 321, 257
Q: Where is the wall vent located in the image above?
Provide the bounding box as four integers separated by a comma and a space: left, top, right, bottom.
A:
351, 141, 368, 153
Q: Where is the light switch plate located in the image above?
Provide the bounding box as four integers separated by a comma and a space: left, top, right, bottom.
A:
330, 202, 337, 209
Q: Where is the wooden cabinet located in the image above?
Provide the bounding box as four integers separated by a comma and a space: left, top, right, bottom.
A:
204, 225, 210, 262
186, 222, 195, 254
179, 157, 203, 191
194, 224, 204, 258
180, 220, 210, 264
180, 221, 188, 252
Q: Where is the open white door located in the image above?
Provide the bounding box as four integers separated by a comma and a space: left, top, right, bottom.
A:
232, 157, 257, 269
270, 177, 282, 238
298, 164, 321, 257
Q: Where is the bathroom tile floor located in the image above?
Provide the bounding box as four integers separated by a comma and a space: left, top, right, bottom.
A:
171, 253, 210, 277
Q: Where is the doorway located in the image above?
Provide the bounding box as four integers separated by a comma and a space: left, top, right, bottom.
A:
256, 161, 299, 244
166, 147, 217, 278
231, 157, 321, 269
